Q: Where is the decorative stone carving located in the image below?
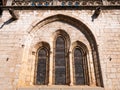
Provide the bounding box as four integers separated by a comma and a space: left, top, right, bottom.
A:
12, 0, 103, 6
107, 0, 120, 5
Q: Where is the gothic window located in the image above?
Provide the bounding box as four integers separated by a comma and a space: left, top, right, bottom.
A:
36, 47, 49, 85
73, 42, 89, 85
74, 47, 85, 85
55, 36, 66, 85
33, 28, 102, 86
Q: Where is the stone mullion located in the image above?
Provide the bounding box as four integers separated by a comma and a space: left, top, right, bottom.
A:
69, 51, 74, 85
48, 51, 53, 85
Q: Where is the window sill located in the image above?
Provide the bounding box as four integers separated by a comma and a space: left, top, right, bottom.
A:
17, 86, 104, 90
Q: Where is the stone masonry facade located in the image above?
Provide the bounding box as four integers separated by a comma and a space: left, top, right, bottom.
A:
0, 9, 120, 90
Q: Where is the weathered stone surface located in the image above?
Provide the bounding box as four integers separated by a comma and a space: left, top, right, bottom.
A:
0, 8, 120, 90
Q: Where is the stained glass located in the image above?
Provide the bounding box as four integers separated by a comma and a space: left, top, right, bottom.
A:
36, 48, 48, 85
55, 36, 66, 85
74, 48, 85, 85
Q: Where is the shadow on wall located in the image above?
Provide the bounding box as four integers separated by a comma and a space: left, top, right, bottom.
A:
0, 8, 18, 29
0, 18, 16, 29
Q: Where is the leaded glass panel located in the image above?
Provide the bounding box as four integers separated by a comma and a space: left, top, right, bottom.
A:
74, 48, 85, 85
55, 36, 66, 85
36, 48, 48, 85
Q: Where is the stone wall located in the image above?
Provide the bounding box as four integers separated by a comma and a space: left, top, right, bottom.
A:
0, 9, 120, 90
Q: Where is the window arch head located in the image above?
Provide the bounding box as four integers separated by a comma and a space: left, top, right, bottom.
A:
53, 30, 70, 52
72, 41, 88, 55
34, 42, 50, 52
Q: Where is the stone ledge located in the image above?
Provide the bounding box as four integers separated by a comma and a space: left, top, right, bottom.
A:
17, 86, 104, 90
1, 6, 120, 10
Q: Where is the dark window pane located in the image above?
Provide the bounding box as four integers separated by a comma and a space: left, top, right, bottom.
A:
74, 48, 85, 85
55, 36, 66, 85
36, 48, 47, 85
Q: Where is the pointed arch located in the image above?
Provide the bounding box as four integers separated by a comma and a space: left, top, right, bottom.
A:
29, 14, 103, 87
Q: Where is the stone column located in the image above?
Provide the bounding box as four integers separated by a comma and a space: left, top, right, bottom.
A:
48, 51, 53, 85
69, 51, 74, 85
